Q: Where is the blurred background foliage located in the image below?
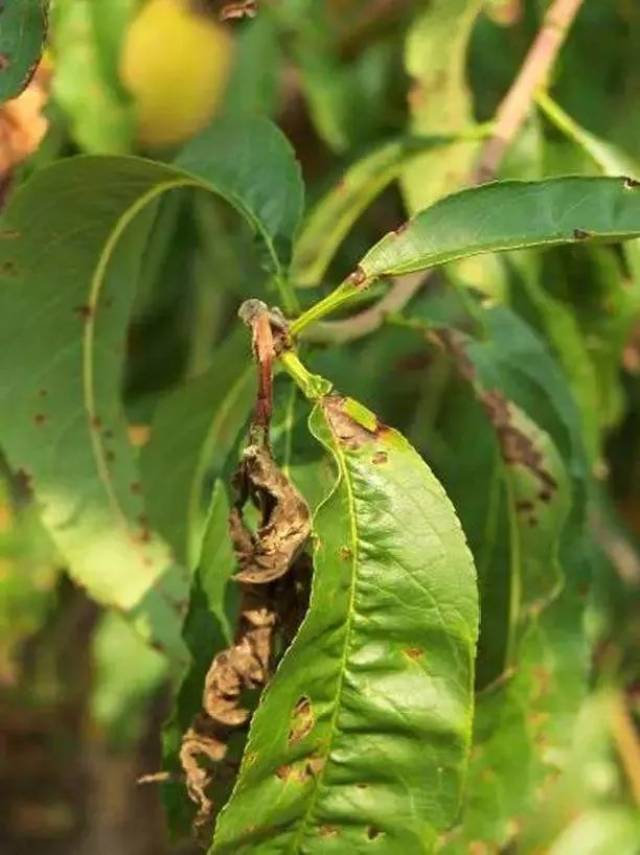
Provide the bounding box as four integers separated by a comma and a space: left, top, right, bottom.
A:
1, 0, 639, 852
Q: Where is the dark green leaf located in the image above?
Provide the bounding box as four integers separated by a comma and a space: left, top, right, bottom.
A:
359, 177, 640, 279
0, 0, 48, 103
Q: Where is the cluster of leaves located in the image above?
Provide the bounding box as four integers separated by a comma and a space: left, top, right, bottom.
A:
1, 1, 640, 852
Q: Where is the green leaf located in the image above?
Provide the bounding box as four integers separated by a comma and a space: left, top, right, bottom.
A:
51, 0, 135, 154
0, 117, 302, 665
90, 0, 137, 95
212, 392, 479, 852
445, 589, 588, 852
0, 0, 48, 103
359, 177, 640, 280
292, 136, 452, 288
91, 608, 168, 748
401, 0, 484, 214
507, 253, 601, 460
141, 331, 255, 568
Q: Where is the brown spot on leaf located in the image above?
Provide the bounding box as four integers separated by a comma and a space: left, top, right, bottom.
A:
91, 415, 102, 430
480, 389, 558, 497
105, 450, 115, 463
74, 304, 94, 320
372, 451, 388, 465
322, 395, 379, 450
515, 499, 535, 513
33, 413, 47, 427
319, 825, 339, 838
624, 177, 640, 189
1, 260, 17, 276
0, 53, 10, 72
0, 229, 20, 239
367, 826, 383, 840
288, 696, 314, 745
346, 266, 367, 288
276, 756, 325, 784
130, 481, 142, 495
38, 388, 47, 398
435, 328, 477, 383
339, 545, 352, 561
404, 647, 424, 661
573, 228, 591, 240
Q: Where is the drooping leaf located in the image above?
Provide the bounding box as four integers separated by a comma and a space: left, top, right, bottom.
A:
356, 177, 640, 281
0, 117, 303, 665
141, 331, 255, 568
0, 0, 48, 104
212, 390, 479, 852
401, 0, 484, 214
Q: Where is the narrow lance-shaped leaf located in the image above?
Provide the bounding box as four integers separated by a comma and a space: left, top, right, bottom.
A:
0, 117, 303, 664
212, 384, 479, 852
0, 0, 48, 103
297, 178, 640, 335
359, 177, 640, 280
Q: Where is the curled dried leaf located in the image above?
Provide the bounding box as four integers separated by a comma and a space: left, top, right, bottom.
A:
179, 444, 312, 829
231, 443, 311, 584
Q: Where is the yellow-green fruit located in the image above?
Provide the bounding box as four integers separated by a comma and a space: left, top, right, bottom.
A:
120, 0, 234, 147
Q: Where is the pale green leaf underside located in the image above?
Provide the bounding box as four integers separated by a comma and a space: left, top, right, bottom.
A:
0, 117, 303, 664
360, 177, 640, 279
212, 395, 479, 853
